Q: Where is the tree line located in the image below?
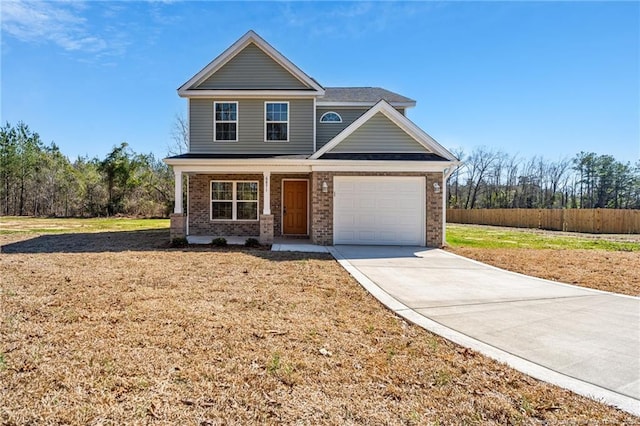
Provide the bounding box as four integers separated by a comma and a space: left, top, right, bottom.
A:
1, 122, 174, 217
448, 147, 640, 210
1, 121, 638, 218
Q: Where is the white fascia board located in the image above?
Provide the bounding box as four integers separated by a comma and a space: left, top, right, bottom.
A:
179, 90, 322, 98
165, 158, 453, 174
310, 101, 388, 159
311, 162, 451, 173
379, 107, 458, 162
316, 101, 416, 108
177, 30, 324, 95
312, 99, 457, 162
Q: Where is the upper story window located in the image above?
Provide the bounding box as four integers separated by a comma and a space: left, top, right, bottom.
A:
320, 111, 342, 123
265, 102, 288, 142
214, 102, 238, 141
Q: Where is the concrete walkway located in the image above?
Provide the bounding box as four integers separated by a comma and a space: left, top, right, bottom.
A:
330, 246, 640, 416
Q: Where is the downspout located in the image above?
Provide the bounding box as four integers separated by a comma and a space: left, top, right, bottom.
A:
442, 161, 462, 246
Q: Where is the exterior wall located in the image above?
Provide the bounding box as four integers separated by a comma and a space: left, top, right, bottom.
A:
190, 98, 314, 154
310, 171, 444, 247
188, 171, 444, 247
195, 43, 308, 90
425, 173, 444, 247
188, 173, 263, 237
310, 172, 334, 245
316, 107, 367, 149
188, 173, 312, 238
330, 112, 426, 153
316, 107, 407, 150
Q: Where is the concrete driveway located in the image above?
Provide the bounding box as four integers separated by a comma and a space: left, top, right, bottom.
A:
330, 246, 640, 415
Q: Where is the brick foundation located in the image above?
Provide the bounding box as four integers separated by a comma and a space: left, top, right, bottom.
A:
169, 213, 187, 240
259, 214, 274, 244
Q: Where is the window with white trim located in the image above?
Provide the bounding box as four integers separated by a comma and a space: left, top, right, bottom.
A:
320, 111, 342, 123
211, 181, 258, 221
214, 102, 238, 141
265, 102, 288, 141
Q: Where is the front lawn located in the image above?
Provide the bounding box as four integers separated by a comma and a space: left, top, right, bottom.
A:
446, 224, 640, 296
0, 225, 636, 424
0, 216, 169, 235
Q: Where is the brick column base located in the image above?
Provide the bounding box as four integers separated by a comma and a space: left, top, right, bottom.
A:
170, 213, 187, 240
259, 214, 274, 245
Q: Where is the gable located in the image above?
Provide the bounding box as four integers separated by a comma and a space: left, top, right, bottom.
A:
195, 43, 310, 90
328, 112, 430, 154
179, 31, 324, 96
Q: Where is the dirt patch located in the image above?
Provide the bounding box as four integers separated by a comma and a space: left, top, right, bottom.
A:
448, 247, 640, 297
1, 232, 637, 424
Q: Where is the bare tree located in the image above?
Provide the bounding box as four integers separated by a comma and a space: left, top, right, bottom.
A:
463, 146, 500, 209
446, 147, 465, 208
168, 113, 189, 156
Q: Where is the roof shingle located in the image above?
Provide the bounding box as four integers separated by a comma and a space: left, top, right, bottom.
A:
319, 87, 415, 105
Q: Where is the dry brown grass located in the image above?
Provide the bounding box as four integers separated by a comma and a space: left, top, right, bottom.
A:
448, 248, 640, 297
1, 231, 637, 424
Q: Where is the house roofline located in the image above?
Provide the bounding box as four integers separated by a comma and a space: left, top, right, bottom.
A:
316, 101, 416, 108
163, 157, 457, 174
177, 30, 324, 95
178, 90, 322, 99
310, 100, 458, 161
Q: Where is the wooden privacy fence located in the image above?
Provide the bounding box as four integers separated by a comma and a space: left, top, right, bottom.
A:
446, 209, 640, 234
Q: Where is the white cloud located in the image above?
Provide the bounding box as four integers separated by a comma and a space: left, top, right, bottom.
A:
1, 0, 125, 55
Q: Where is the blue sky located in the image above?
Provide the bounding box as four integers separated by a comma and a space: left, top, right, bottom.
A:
1, 1, 639, 163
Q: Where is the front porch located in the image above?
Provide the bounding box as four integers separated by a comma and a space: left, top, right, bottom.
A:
169, 167, 330, 245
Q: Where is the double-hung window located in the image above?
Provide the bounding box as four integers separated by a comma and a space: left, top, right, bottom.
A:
214, 102, 238, 141
211, 181, 258, 221
265, 102, 288, 141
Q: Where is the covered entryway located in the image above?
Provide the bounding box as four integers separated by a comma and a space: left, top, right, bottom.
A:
282, 179, 308, 235
333, 176, 425, 245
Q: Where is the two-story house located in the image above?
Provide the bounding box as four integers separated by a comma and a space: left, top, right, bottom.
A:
165, 30, 459, 247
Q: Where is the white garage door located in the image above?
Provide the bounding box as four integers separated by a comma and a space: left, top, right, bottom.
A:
333, 176, 425, 245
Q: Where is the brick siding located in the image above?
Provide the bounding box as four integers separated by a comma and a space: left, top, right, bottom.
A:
188, 174, 263, 236
188, 171, 444, 247
310, 171, 444, 247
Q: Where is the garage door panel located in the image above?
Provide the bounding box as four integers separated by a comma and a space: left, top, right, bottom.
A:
334, 176, 425, 246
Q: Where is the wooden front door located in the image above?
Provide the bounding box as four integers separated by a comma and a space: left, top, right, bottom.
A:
283, 180, 308, 235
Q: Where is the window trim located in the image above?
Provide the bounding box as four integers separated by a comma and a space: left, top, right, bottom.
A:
264, 101, 289, 142
210, 180, 259, 221
213, 101, 239, 142
320, 111, 342, 123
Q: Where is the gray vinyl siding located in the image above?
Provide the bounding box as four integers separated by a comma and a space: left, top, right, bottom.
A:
329, 112, 429, 153
189, 98, 314, 154
316, 107, 407, 150
316, 108, 367, 150
195, 44, 309, 90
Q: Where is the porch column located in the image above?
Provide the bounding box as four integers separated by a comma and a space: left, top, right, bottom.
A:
170, 168, 187, 240
260, 171, 274, 244
173, 169, 183, 214
263, 171, 271, 214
